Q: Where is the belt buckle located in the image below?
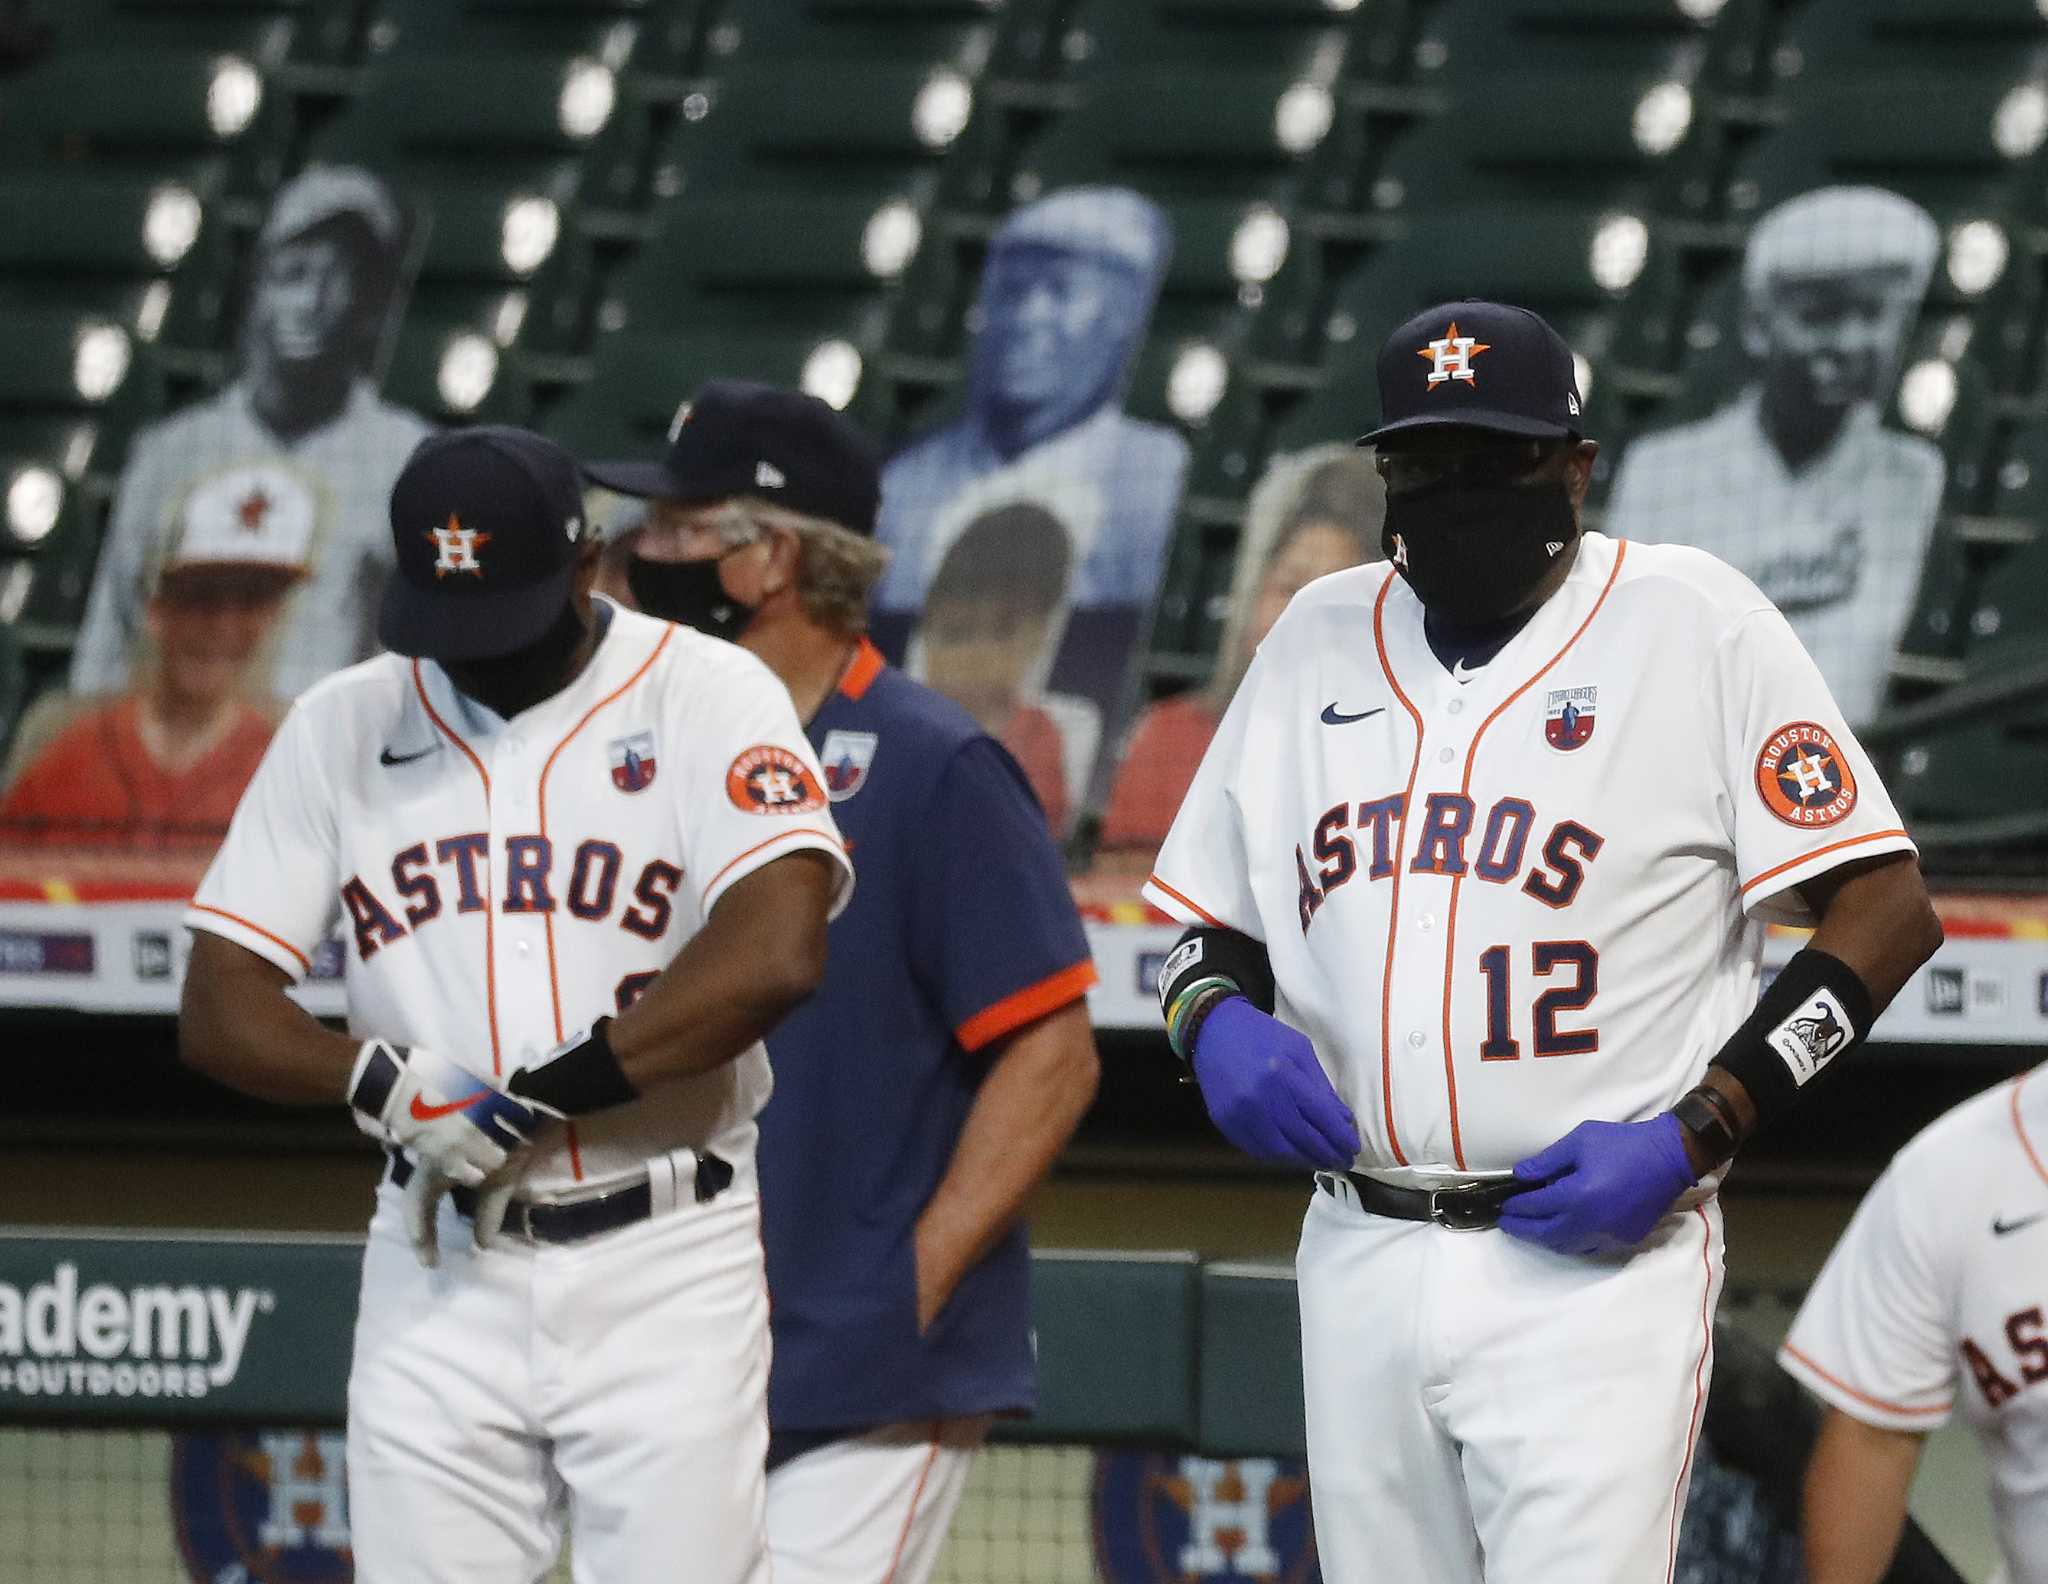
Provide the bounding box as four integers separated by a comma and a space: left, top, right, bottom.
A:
1427, 1183, 1496, 1232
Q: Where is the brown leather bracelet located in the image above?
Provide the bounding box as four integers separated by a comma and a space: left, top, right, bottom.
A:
1674, 1084, 1741, 1166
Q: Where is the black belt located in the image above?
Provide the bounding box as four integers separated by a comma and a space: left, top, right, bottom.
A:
1320, 1170, 1525, 1231
386, 1150, 734, 1245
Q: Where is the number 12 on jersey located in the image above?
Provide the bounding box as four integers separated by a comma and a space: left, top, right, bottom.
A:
1477, 942, 1599, 1061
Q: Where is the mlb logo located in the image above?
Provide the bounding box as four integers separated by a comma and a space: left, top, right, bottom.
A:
819, 729, 878, 802
1544, 686, 1597, 751
609, 731, 658, 793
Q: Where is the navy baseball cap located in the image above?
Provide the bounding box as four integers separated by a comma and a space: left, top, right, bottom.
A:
583, 379, 882, 536
1357, 299, 1584, 446
379, 426, 593, 662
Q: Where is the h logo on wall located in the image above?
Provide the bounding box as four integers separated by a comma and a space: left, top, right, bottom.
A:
1093, 1450, 1321, 1584
173, 1429, 354, 1582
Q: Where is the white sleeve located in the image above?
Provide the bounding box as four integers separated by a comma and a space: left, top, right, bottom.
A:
183, 701, 343, 979
681, 656, 853, 919
1143, 648, 1266, 939
1712, 605, 1916, 925
1779, 1153, 1958, 1432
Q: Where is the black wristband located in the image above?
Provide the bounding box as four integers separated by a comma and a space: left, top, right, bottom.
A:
507, 1018, 638, 1116
1156, 926, 1276, 1019
1708, 948, 1874, 1128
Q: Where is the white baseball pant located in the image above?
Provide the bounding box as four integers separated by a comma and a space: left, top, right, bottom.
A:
1297, 1182, 1724, 1584
765, 1416, 991, 1584
346, 1181, 772, 1584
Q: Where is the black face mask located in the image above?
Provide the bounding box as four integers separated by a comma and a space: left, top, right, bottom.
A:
1381, 477, 1580, 626
441, 599, 591, 720
627, 553, 756, 641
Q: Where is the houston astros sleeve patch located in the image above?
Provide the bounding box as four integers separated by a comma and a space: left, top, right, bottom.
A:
726, 745, 828, 815
1754, 721, 1858, 828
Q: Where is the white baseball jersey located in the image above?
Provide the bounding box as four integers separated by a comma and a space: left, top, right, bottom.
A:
185, 599, 853, 1195
1603, 391, 1944, 730
1145, 530, 1915, 1182
72, 380, 433, 700
1782, 1066, 2048, 1584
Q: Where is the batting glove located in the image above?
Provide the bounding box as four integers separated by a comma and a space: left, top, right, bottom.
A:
347, 1040, 553, 1266
1191, 997, 1361, 1172
1497, 1113, 1697, 1257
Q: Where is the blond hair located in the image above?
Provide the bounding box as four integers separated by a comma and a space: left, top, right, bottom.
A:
705, 497, 892, 638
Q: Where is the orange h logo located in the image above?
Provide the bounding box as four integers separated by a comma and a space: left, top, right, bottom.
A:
1418, 321, 1492, 389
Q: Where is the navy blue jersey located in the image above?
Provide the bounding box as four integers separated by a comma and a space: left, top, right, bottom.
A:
759, 640, 1096, 1432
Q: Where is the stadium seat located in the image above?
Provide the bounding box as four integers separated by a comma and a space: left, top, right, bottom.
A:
1404, 0, 1762, 90
1967, 531, 2048, 650
0, 48, 283, 199
379, 315, 532, 425
704, 0, 1030, 74
1365, 70, 1720, 217
1890, 634, 2048, 825
0, 174, 231, 352
25, 0, 345, 65
0, 309, 165, 491
657, 59, 1003, 212
1057, 0, 1364, 80
1771, 0, 2048, 81
544, 325, 871, 460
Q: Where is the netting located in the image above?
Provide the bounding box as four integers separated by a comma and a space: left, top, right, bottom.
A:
0, 1430, 1099, 1584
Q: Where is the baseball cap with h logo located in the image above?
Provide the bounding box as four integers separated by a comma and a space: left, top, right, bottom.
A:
379, 426, 592, 662
1357, 299, 1584, 446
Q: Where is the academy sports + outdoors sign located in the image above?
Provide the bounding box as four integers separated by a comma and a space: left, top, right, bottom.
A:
0, 1231, 361, 1421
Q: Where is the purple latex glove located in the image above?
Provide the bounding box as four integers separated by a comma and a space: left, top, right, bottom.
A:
1191, 997, 1361, 1171
1497, 1113, 1696, 1256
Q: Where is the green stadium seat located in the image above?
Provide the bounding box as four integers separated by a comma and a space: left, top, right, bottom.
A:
705, 0, 1028, 73
1058, 0, 1364, 79
364, 0, 681, 61
544, 325, 872, 459
1366, 70, 1720, 217
1967, 533, 2048, 651
379, 316, 532, 425
1725, 69, 2048, 229
1771, 0, 2048, 81
0, 309, 165, 491
1890, 635, 2048, 826
26, 0, 347, 64
659, 59, 1003, 211
1406, 0, 1762, 89
1011, 66, 1338, 208
0, 174, 231, 352
1985, 415, 2048, 526
0, 48, 283, 199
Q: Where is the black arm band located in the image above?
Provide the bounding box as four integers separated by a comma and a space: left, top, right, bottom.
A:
507, 1017, 639, 1116
1707, 948, 1874, 1128
1156, 926, 1275, 1019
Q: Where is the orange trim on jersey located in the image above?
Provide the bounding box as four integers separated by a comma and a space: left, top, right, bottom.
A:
566, 1124, 584, 1182
1779, 1341, 1952, 1419
1739, 829, 1913, 897
956, 959, 1099, 1053
839, 636, 885, 702
2011, 1071, 2048, 1190
701, 826, 848, 906
1434, 542, 1628, 1169
414, 663, 503, 1075
879, 1424, 945, 1584
536, 626, 675, 1042
1146, 874, 1223, 928
187, 904, 313, 975
1370, 574, 1425, 1167
1664, 1206, 1717, 1584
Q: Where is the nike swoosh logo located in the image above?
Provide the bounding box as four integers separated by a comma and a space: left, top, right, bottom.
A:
1320, 704, 1386, 726
409, 1091, 484, 1122
1451, 659, 1479, 683
1992, 1210, 2048, 1236
380, 745, 437, 767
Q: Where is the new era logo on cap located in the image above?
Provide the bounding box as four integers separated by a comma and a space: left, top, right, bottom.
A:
755, 460, 786, 490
